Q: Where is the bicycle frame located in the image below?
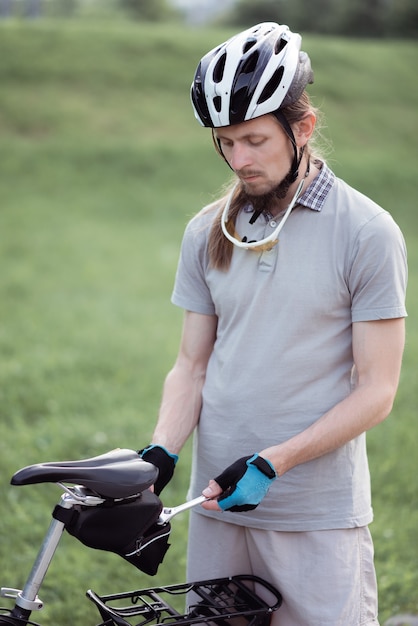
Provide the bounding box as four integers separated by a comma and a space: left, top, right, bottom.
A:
0, 449, 282, 626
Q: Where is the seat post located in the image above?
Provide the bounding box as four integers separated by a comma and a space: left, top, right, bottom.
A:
15, 494, 74, 613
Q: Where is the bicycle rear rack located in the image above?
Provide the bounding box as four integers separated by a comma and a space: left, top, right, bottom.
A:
87, 575, 282, 626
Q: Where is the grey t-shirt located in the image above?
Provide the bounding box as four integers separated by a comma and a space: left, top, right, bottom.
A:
171, 165, 407, 531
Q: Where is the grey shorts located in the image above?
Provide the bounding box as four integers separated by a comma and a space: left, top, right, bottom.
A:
187, 512, 379, 626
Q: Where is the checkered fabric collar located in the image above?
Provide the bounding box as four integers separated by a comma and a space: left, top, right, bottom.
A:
298, 160, 335, 212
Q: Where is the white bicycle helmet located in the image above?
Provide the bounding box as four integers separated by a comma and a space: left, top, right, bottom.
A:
191, 22, 313, 128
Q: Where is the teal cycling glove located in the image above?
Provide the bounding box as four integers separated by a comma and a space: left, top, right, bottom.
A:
215, 453, 277, 512
138, 444, 178, 496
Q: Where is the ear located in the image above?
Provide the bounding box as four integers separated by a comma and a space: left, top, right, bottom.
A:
293, 112, 316, 147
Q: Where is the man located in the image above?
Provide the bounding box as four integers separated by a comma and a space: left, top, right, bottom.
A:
139, 23, 407, 625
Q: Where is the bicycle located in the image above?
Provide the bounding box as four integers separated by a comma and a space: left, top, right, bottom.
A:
0, 448, 283, 626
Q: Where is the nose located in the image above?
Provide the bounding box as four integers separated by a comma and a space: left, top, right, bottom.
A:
228, 143, 252, 172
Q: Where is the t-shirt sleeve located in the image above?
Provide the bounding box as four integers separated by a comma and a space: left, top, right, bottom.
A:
349, 211, 407, 322
171, 215, 216, 315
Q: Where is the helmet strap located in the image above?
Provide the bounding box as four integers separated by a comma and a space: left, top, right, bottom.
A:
272, 110, 304, 183
212, 129, 234, 170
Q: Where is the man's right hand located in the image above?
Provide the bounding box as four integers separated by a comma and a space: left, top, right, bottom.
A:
138, 445, 178, 495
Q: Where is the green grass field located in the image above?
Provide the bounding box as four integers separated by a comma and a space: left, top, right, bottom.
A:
0, 20, 417, 625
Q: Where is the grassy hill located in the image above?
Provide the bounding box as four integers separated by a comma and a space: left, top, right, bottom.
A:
0, 19, 417, 625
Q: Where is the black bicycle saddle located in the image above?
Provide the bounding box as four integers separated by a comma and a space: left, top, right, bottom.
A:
11, 448, 158, 499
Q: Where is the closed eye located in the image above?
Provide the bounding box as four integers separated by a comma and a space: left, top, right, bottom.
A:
218, 138, 233, 149
247, 137, 266, 146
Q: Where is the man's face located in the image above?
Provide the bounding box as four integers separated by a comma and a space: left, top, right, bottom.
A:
214, 115, 294, 200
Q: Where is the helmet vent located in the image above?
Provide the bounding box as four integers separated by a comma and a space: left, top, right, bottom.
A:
275, 37, 288, 54
257, 66, 285, 104
213, 53, 227, 83
243, 37, 257, 54
213, 95, 222, 113
240, 51, 259, 76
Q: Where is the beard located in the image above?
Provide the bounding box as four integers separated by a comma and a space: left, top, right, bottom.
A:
239, 166, 295, 217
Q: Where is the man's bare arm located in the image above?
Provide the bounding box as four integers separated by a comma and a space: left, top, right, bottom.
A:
151, 310, 217, 454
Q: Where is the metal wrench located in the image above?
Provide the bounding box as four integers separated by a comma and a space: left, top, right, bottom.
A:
157, 495, 208, 525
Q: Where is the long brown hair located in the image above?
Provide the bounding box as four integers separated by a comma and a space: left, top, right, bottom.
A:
204, 92, 324, 271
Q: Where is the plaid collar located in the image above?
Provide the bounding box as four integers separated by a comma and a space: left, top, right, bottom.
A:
297, 160, 335, 212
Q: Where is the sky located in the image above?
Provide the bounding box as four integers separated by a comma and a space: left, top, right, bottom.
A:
170, 0, 236, 24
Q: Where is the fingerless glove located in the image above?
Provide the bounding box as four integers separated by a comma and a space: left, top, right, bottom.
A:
215, 453, 276, 512
138, 445, 178, 496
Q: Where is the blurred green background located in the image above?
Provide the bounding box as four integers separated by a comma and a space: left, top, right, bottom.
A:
0, 12, 417, 626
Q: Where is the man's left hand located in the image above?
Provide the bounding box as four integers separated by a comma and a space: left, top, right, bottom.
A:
202, 453, 277, 512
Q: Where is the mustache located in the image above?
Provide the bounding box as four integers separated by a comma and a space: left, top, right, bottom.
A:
236, 169, 263, 178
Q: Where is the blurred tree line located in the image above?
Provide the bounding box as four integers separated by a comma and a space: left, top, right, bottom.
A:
222, 0, 418, 38
0, 0, 179, 20
0, 0, 416, 38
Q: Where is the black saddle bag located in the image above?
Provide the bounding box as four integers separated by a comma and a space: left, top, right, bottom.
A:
65, 489, 171, 575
